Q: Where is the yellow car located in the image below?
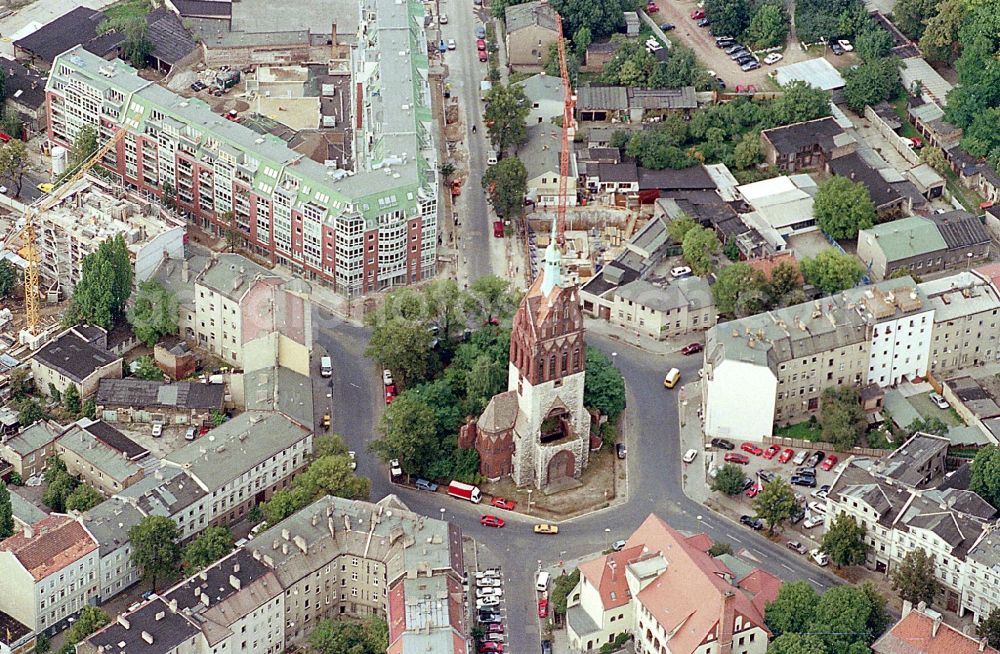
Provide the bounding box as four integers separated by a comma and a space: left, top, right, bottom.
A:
37, 182, 54, 194
533, 524, 559, 535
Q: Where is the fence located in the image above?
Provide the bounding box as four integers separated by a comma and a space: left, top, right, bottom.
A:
864, 105, 921, 167
762, 434, 895, 458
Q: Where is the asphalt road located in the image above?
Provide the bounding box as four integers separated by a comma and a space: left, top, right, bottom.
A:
440, 0, 494, 282
312, 307, 841, 653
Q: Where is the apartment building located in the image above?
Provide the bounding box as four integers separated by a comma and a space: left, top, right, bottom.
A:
567, 513, 780, 654
55, 420, 148, 496
825, 434, 999, 619
873, 603, 1000, 654
0, 514, 100, 635
116, 467, 210, 542
79, 499, 144, 602
0, 420, 61, 479
35, 175, 186, 293
704, 277, 931, 440
608, 277, 716, 340
31, 326, 123, 399
245, 494, 468, 652
161, 411, 312, 526
920, 270, 1000, 374
46, 0, 438, 298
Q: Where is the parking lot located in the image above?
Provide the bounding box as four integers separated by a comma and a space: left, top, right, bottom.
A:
469, 566, 509, 653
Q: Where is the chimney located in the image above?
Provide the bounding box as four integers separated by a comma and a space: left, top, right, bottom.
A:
141, 631, 153, 645
154, 611, 165, 621
23, 525, 33, 539
331, 23, 338, 47
917, 601, 928, 613
932, 615, 942, 637
181, 259, 189, 282
719, 590, 736, 654
281, 528, 290, 541
168, 598, 178, 613
901, 600, 913, 618
118, 615, 130, 630
229, 574, 241, 591
233, 563, 240, 574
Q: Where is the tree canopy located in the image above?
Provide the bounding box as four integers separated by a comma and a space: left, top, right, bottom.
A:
971, 445, 1000, 508
0, 481, 13, 539
182, 526, 234, 572
712, 263, 766, 317
309, 617, 388, 654
0, 259, 16, 300
483, 156, 528, 220
484, 83, 530, 156
0, 139, 29, 197
711, 463, 748, 495
129, 515, 181, 591
704, 0, 751, 40
814, 176, 876, 240
801, 249, 866, 294
745, 0, 789, 48
843, 57, 902, 113
820, 386, 866, 450
891, 548, 942, 605
765, 580, 889, 653
681, 225, 720, 276
892, 0, 938, 39
65, 235, 134, 331
978, 607, 1000, 650
583, 347, 626, 421
752, 476, 799, 533
821, 512, 869, 567
58, 606, 109, 654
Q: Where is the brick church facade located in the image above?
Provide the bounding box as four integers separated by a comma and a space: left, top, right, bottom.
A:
460, 225, 591, 489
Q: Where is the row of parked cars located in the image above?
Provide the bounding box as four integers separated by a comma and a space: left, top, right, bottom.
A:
714, 439, 838, 475
472, 568, 507, 653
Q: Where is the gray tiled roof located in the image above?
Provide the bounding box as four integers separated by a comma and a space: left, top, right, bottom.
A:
96, 379, 225, 412
116, 467, 206, 518
505, 0, 557, 33
932, 210, 991, 249
577, 86, 629, 111
81, 498, 144, 556
33, 328, 119, 383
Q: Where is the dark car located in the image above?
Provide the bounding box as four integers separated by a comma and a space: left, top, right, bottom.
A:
725, 44, 745, 55
791, 475, 817, 488
542, 640, 553, 654
711, 438, 735, 450
741, 61, 761, 71
831, 42, 844, 55
740, 515, 764, 530
716, 38, 735, 48
790, 506, 806, 524
735, 54, 756, 66
681, 342, 703, 355
616, 443, 627, 460
795, 466, 817, 476
729, 49, 750, 61
742, 477, 755, 492
659, 22, 675, 31
478, 611, 501, 623
697, 17, 710, 26
805, 451, 825, 468
758, 470, 776, 483
190, 81, 207, 92
717, 77, 727, 89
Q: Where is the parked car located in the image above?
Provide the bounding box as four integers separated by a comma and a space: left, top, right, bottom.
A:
185, 426, 197, 441
487, 623, 505, 633
805, 451, 825, 468
478, 50, 488, 62
762, 445, 781, 460
612, 539, 627, 551
151, 423, 163, 438
725, 44, 746, 55
795, 466, 817, 478
478, 612, 502, 623
837, 39, 854, 51
670, 266, 692, 278
347, 451, 356, 470
763, 52, 783, 65
476, 586, 503, 598
745, 484, 760, 498
741, 442, 764, 456
476, 38, 486, 51
717, 77, 727, 89
711, 438, 735, 450
538, 598, 549, 618
647, 1, 659, 11
733, 52, 754, 63
758, 470, 776, 483
681, 342, 703, 355
792, 450, 808, 465
741, 61, 761, 71
716, 38, 735, 48
819, 454, 838, 471
740, 515, 764, 530
812, 487, 830, 500
808, 501, 827, 515
190, 80, 207, 92
477, 578, 501, 588
810, 549, 830, 566
787, 541, 807, 554
778, 448, 794, 463
659, 22, 675, 30
690, 8, 705, 18
475, 24, 486, 38
389, 459, 403, 478
683, 448, 698, 463
491, 497, 516, 510
477, 596, 501, 609
533, 523, 559, 535
415, 478, 439, 492
930, 392, 949, 409
831, 42, 844, 55
447, 39, 457, 50
725, 453, 750, 465
791, 475, 817, 488
616, 443, 627, 459
697, 17, 710, 26
480, 515, 505, 528
803, 515, 824, 529
479, 639, 504, 652
439, 13, 448, 23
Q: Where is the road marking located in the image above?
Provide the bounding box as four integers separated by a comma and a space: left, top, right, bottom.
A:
809, 578, 824, 587
781, 563, 794, 572
729, 535, 743, 544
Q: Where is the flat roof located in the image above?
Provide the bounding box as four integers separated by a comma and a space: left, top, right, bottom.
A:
774, 58, 845, 90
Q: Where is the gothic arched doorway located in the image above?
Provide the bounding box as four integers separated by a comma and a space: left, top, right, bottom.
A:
546, 449, 575, 485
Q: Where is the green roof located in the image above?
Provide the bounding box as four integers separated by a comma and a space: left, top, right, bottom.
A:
860, 216, 948, 262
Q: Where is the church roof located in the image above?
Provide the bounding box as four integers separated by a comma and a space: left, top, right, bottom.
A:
478, 390, 518, 433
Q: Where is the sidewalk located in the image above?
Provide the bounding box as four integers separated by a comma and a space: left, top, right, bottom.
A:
677, 380, 709, 504
583, 317, 703, 357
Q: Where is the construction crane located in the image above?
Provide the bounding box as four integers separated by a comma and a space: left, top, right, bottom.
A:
3, 127, 127, 340
553, 12, 575, 250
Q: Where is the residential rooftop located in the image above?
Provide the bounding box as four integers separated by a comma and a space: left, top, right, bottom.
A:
116, 467, 207, 519
33, 326, 118, 383
0, 514, 97, 581
56, 423, 145, 486
95, 379, 226, 412
80, 499, 144, 557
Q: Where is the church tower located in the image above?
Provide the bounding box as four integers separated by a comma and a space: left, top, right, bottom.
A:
507, 219, 590, 488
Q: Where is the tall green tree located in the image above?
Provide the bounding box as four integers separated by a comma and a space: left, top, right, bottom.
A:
767, 634, 829, 654
821, 512, 868, 567
17, 398, 46, 427
549, 0, 629, 38
802, 249, 865, 294
121, 17, 153, 69
583, 347, 625, 421
65, 235, 134, 330
681, 225, 720, 276
764, 261, 804, 308
370, 394, 440, 476
855, 26, 892, 61
978, 606, 1000, 649
309, 617, 388, 654
132, 355, 165, 381
892, 0, 938, 39
667, 215, 699, 244
711, 463, 748, 495
0, 481, 14, 539
891, 548, 941, 606
704, 0, 751, 39
843, 57, 903, 113
129, 515, 181, 591
0, 259, 17, 300
0, 139, 29, 196
745, 0, 789, 48
465, 275, 520, 322
711, 263, 766, 317
970, 445, 1000, 508
65, 484, 102, 512
63, 383, 81, 415
365, 318, 435, 388
59, 606, 109, 654
919, 145, 949, 174
182, 526, 234, 572
765, 580, 819, 637
68, 125, 99, 173
820, 386, 866, 450
550, 569, 581, 617
753, 477, 799, 533
814, 176, 876, 240
918, 0, 965, 63
128, 280, 180, 347
482, 156, 528, 221
483, 83, 530, 156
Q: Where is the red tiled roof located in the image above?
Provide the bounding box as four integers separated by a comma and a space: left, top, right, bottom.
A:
872, 610, 999, 654
747, 252, 803, 283
578, 545, 643, 610
0, 515, 97, 581
976, 262, 1000, 292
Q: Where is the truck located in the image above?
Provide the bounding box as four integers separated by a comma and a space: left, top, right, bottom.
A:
447, 480, 482, 503
320, 356, 333, 377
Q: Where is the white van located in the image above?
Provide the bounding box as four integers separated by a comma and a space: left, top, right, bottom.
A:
320, 356, 333, 377
535, 571, 549, 593
487, 151, 498, 165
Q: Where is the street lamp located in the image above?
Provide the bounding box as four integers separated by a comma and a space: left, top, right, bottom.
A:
604, 528, 611, 550
526, 489, 533, 515
440, 507, 446, 522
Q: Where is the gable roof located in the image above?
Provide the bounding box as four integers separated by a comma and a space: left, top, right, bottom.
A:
0, 514, 97, 581
873, 609, 999, 654
761, 117, 845, 156
14, 7, 108, 64
932, 210, 991, 249
0, 57, 46, 111
859, 216, 948, 262
505, 0, 558, 33
146, 7, 198, 65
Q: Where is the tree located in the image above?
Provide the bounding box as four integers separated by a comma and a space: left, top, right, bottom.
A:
182, 526, 234, 572
82, 398, 97, 420
0, 481, 13, 539
292, 454, 371, 502
906, 416, 948, 435
8, 367, 29, 399
970, 445, 1000, 509
764, 261, 804, 308
47, 384, 61, 402
482, 156, 528, 220
733, 132, 762, 170
919, 145, 949, 174
708, 541, 733, 557
121, 17, 153, 69
711, 463, 748, 495
465, 275, 520, 322
752, 477, 799, 533
160, 181, 177, 211
65, 235, 134, 330
892, 0, 937, 39
625, 123, 695, 170
583, 347, 626, 420
42, 458, 79, 512
313, 433, 349, 459
767, 635, 829, 654
63, 383, 81, 415
711, 263, 766, 317
365, 318, 435, 388
132, 355, 166, 381
821, 512, 868, 567
422, 279, 467, 344
309, 617, 388, 654
438, 162, 455, 179
704, 0, 751, 39
221, 210, 244, 253
978, 607, 1000, 649
550, 569, 580, 616
814, 176, 876, 240
745, 0, 788, 48
128, 280, 180, 347
855, 26, 892, 61
59, 606, 109, 654
371, 394, 440, 476
843, 57, 902, 113
811, 584, 887, 651
491, 0, 529, 19
68, 125, 98, 173
0, 259, 17, 300
667, 215, 699, 244
17, 398, 46, 427
129, 515, 180, 591
801, 249, 865, 294
918, 0, 965, 62
820, 386, 866, 450
765, 580, 819, 637
0, 139, 29, 196
891, 548, 941, 606
681, 225, 720, 276
549, 0, 630, 39
484, 83, 530, 156
962, 107, 1000, 159
65, 484, 102, 512
2, 107, 22, 142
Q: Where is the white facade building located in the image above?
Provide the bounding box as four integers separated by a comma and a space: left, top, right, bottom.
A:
704, 359, 777, 442
865, 287, 934, 386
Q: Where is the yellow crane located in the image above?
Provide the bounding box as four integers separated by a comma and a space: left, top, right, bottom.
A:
3, 127, 127, 340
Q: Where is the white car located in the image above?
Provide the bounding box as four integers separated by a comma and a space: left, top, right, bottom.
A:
476, 586, 503, 598
837, 39, 853, 51
476, 578, 501, 588
0, 185, 7, 194
803, 515, 824, 529
475, 569, 501, 579
670, 266, 692, 278
682, 449, 698, 463
389, 458, 403, 477
447, 39, 457, 50
645, 38, 663, 52
476, 596, 500, 609
807, 501, 827, 515
763, 52, 783, 65
439, 13, 448, 23
348, 451, 357, 470
929, 392, 949, 409
792, 450, 808, 466
383, 369, 394, 386
151, 423, 163, 438
810, 548, 829, 566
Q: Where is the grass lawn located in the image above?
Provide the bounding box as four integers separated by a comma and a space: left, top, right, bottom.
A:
103, 0, 152, 23
774, 421, 823, 441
